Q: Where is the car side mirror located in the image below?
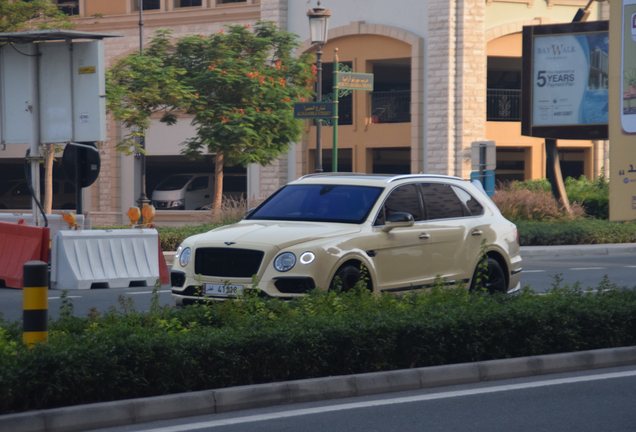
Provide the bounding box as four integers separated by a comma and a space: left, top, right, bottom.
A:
382, 212, 414, 232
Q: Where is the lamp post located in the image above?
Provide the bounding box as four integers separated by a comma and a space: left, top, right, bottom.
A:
307, 2, 331, 173
137, 0, 150, 215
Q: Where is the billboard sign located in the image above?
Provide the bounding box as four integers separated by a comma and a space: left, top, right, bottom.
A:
610, 1, 636, 221
521, 21, 609, 140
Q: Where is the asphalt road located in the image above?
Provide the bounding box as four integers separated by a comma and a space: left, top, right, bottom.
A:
1, 244, 635, 323
93, 365, 636, 432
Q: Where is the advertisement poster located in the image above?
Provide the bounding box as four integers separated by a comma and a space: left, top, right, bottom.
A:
610, 1, 636, 221
532, 32, 609, 127
621, 2, 636, 133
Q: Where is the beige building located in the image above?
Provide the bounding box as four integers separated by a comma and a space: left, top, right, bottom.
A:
0, 0, 610, 225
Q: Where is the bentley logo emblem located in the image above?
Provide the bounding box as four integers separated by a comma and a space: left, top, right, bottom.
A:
224, 242, 236, 246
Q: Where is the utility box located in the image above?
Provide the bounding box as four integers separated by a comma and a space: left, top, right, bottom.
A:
1, 40, 106, 144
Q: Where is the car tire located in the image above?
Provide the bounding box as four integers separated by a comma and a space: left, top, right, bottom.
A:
469, 257, 506, 293
329, 264, 371, 292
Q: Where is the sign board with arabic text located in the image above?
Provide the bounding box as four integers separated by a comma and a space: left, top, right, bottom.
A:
337, 72, 374, 91
293, 102, 335, 119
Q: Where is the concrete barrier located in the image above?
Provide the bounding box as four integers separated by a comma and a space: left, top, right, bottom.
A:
50, 228, 162, 289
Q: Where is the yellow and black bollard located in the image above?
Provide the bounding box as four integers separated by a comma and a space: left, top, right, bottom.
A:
23, 260, 48, 347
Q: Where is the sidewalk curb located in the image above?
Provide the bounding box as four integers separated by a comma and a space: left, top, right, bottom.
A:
2, 346, 635, 432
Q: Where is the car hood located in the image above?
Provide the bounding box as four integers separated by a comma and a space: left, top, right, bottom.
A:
192, 221, 362, 250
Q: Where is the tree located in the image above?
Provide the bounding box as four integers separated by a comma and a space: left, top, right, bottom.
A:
106, 21, 316, 214
0, 0, 73, 32
1, 0, 74, 214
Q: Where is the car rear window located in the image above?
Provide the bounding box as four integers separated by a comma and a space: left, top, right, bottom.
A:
247, 184, 383, 223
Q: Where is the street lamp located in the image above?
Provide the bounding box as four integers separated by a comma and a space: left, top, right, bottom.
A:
137, 0, 150, 216
307, 1, 331, 173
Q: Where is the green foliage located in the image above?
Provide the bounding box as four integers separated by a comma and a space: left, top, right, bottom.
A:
92, 224, 221, 251
496, 176, 609, 220
515, 219, 636, 245
564, 175, 609, 220
106, 29, 195, 155
0, 0, 74, 32
2, 283, 636, 413
106, 21, 316, 178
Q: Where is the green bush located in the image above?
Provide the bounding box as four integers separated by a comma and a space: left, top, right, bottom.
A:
565, 175, 609, 220
515, 219, 636, 245
499, 175, 610, 220
1, 285, 636, 414
94, 224, 219, 251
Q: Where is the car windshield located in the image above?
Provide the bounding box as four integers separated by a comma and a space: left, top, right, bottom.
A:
247, 184, 383, 223
154, 175, 193, 191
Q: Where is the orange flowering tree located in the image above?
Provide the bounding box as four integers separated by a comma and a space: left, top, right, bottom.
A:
107, 21, 316, 212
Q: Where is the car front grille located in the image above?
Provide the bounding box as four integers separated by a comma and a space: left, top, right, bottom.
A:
194, 248, 264, 278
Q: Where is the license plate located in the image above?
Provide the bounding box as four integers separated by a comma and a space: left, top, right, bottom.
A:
203, 283, 243, 296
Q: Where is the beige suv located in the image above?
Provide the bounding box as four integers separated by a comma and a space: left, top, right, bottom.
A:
170, 174, 522, 304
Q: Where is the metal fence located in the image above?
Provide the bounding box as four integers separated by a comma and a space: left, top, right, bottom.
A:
371, 90, 411, 123
487, 89, 521, 121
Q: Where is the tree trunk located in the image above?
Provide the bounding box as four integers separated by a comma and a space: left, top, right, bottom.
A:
545, 139, 571, 215
43, 143, 54, 214
213, 150, 224, 219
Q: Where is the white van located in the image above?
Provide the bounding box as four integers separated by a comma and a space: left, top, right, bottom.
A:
151, 173, 245, 210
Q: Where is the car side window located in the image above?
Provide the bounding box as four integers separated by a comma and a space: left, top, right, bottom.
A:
452, 185, 484, 216
420, 183, 465, 220
188, 176, 209, 191
375, 184, 423, 226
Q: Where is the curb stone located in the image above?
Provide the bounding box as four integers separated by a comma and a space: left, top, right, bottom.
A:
1, 346, 635, 432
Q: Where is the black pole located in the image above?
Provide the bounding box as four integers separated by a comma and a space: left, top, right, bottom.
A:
136, 1, 150, 216
315, 46, 323, 173
75, 146, 82, 214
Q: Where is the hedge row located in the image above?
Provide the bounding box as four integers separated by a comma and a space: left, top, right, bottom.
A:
1, 286, 635, 414
515, 219, 636, 246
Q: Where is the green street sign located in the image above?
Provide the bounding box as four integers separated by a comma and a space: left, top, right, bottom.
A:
337, 72, 374, 90
293, 102, 335, 119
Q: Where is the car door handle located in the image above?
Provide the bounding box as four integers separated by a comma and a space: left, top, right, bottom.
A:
419, 233, 430, 239
204, 194, 210, 198
471, 229, 483, 236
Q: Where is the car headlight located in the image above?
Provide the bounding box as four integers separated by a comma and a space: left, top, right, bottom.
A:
274, 252, 296, 272
179, 247, 191, 267
299, 252, 315, 265
170, 199, 185, 208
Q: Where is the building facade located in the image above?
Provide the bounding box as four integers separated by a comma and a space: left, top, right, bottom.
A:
0, 0, 610, 224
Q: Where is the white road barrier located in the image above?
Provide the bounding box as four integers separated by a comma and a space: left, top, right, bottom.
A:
51, 228, 161, 290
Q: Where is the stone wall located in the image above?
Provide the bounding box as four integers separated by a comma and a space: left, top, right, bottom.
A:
426, 0, 486, 178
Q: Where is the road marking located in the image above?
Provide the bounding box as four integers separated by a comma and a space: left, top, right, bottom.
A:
139, 370, 636, 432
523, 270, 546, 273
569, 267, 605, 271
125, 290, 171, 295
626, 266, 636, 268
48, 296, 81, 300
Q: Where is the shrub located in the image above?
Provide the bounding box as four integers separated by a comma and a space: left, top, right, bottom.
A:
492, 181, 586, 221
516, 219, 636, 245
1, 285, 636, 413
565, 175, 609, 220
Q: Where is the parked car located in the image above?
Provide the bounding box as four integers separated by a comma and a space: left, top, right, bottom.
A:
0, 179, 75, 210
151, 173, 245, 210
170, 173, 522, 304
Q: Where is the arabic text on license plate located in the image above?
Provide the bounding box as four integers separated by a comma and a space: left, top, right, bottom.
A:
203, 283, 243, 296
